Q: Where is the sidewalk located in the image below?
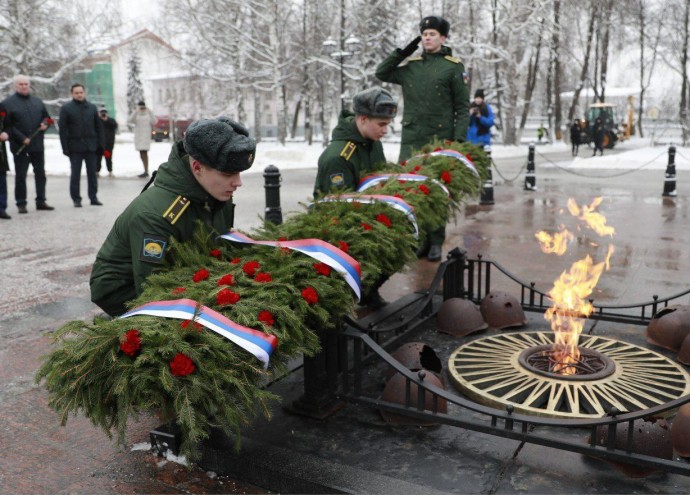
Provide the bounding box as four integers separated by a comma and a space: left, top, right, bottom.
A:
2, 147, 690, 493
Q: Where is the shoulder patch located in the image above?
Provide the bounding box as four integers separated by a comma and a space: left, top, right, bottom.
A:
139, 234, 167, 264
329, 173, 345, 188
444, 55, 461, 64
162, 195, 191, 225
339, 141, 357, 161
407, 56, 423, 62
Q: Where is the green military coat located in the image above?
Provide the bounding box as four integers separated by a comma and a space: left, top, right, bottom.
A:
90, 141, 236, 316
314, 110, 387, 197
376, 45, 469, 162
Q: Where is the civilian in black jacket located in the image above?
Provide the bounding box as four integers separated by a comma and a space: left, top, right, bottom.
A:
1, 75, 54, 213
97, 108, 118, 175
59, 83, 105, 207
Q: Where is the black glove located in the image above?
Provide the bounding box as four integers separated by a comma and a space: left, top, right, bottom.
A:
397, 36, 421, 58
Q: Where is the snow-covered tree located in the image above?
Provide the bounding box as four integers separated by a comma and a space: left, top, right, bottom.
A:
126, 50, 145, 113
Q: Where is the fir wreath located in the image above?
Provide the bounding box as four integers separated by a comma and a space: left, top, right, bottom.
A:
36, 143, 488, 461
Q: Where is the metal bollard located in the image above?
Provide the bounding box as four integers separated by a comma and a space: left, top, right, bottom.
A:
662, 145, 677, 197
263, 164, 283, 225
480, 145, 495, 205
524, 143, 537, 191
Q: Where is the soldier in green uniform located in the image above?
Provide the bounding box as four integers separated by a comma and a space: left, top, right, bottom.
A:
314, 87, 397, 197
90, 117, 256, 317
375, 15, 469, 262
314, 87, 397, 309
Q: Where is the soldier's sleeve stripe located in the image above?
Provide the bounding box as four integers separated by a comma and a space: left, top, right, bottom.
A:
162, 195, 191, 225
340, 141, 357, 161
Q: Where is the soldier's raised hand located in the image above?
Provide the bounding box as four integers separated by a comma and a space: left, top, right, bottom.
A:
398, 36, 421, 58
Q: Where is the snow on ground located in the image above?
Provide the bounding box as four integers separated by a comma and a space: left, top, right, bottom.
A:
19, 134, 689, 180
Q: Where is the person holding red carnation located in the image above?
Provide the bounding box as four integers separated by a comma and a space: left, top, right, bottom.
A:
90, 117, 256, 317
1, 75, 55, 213
97, 108, 118, 176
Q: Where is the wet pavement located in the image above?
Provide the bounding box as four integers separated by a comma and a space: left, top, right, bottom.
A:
3, 145, 690, 493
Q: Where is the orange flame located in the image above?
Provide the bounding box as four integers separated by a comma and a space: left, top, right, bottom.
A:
537, 198, 615, 375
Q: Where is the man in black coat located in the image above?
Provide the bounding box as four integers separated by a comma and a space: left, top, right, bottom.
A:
1, 75, 54, 213
59, 83, 105, 207
97, 108, 118, 175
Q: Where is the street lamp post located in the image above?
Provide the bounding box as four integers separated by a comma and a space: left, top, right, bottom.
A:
322, 36, 361, 111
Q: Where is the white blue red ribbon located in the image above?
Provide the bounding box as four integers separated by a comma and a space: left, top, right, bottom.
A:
219, 232, 362, 301
318, 194, 419, 240
357, 173, 451, 197
410, 149, 479, 177
120, 298, 278, 369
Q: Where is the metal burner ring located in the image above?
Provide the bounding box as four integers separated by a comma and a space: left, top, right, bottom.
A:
518, 344, 616, 381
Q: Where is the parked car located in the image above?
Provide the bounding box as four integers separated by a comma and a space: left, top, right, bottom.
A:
152, 116, 193, 142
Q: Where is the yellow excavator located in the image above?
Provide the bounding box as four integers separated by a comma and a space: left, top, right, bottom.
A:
579, 96, 634, 149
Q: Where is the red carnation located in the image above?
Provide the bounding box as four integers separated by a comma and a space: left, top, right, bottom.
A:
433, 147, 442, 152
401, 160, 407, 167
301, 287, 319, 305
418, 184, 430, 195
193, 268, 210, 283
170, 353, 195, 377
413, 165, 422, 172
217, 274, 234, 286
0, 111, 6, 118
258, 310, 275, 327
465, 153, 473, 161
362, 223, 373, 231
216, 288, 240, 305
255, 272, 273, 283
181, 319, 203, 331
209, 248, 222, 259
441, 171, 452, 184
338, 241, 349, 252
103, 150, 112, 159
394, 193, 403, 199
45, 118, 55, 126
278, 236, 288, 241
119, 329, 141, 357
243, 260, 261, 277
313, 262, 331, 276
230, 257, 241, 264
376, 213, 392, 228
172, 287, 186, 295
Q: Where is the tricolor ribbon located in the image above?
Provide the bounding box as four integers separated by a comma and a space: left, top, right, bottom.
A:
409, 149, 480, 177
120, 298, 278, 369
317, 194, 419, 240
219, 232, 362, 301
357, 173, 451, 197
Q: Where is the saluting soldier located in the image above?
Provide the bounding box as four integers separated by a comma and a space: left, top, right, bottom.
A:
375, 15, 469, 262
90, 117, 256, 317
375, 15, 469, 163
314, 87, 397, 197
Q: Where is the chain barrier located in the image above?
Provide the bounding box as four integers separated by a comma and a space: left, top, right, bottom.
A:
490, 157, 526, 184
533, 148, 667, 179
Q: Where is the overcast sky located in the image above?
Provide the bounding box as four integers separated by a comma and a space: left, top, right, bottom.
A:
120, 0, 160, 26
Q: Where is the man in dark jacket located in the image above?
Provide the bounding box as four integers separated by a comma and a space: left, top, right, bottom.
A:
375, 15, 469, 262
97, 108, 118, 175
59, 83, 105, 207
90, 117, 256, 317
314, 87, 397, 309
375, 15, 469, 162
1, 75, 54, 213
314, 87, 397, 197
0, 102, 10, 219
